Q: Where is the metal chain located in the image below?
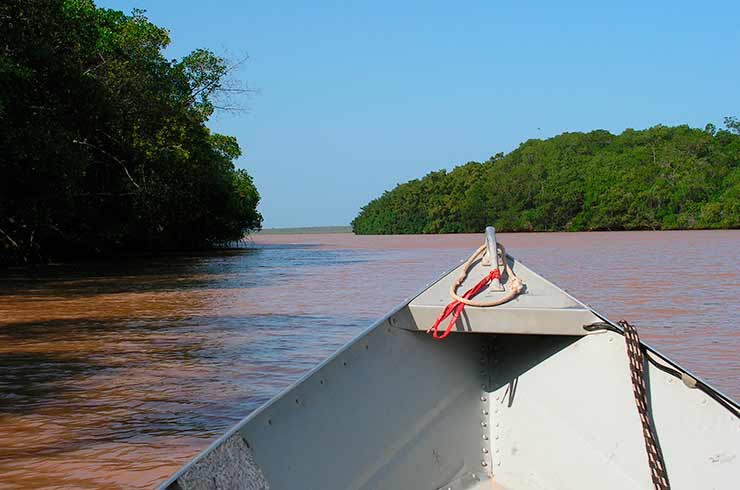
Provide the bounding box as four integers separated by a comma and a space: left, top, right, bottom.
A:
619, 320, 671, 490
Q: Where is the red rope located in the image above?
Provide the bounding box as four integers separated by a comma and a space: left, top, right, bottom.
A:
426, 269, 501, 340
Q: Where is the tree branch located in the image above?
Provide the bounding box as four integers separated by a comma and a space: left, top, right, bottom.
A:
0, 227, 19, 248
72, 139, 141, 190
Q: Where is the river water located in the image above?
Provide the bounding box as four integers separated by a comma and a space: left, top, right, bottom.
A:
0, 230, 738, 489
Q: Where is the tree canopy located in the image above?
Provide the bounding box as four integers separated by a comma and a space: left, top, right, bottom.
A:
0, 0, 262, 264
352, 121, 740, 234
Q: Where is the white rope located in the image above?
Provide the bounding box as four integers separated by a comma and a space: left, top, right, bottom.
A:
449, 241, 524, 307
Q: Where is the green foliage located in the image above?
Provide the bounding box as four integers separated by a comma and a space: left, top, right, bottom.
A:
0, 0, 261, 264
352, 122, 740, 234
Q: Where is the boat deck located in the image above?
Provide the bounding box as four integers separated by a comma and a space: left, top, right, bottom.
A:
406, 255, 601, 336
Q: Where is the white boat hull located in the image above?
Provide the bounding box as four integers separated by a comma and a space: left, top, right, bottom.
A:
159, 254, 739, 490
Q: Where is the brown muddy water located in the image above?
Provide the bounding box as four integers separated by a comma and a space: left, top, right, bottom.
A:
1, 230, 738, 489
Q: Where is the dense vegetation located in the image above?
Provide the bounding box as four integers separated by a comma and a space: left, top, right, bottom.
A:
352, 121, 740, 234
0, 0, 262, 264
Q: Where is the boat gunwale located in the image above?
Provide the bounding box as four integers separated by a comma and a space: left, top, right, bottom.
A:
504, 252, 739, 413
154, 257, 448, 490
585, 309, 740, 413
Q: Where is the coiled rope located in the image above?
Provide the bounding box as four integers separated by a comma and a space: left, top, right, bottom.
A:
427, 241, 524, 339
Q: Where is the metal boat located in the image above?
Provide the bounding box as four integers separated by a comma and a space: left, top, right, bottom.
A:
158, 229, 739, 490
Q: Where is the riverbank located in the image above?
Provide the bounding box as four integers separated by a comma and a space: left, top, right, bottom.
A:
351, 123, 740, 235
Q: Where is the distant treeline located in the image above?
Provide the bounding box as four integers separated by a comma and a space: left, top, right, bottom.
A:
352, 121, 740, 234
0, 1, 262, 264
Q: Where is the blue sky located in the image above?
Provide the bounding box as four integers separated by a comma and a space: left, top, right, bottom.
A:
98, 1, 739, 228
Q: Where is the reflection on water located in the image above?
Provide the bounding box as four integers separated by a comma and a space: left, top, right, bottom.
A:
0, 230, 738, 489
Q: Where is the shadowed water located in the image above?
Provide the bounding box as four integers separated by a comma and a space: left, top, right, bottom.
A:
0, 230, 738, 489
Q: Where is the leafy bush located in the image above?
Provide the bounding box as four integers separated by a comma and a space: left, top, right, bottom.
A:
352, 122, 740, 234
